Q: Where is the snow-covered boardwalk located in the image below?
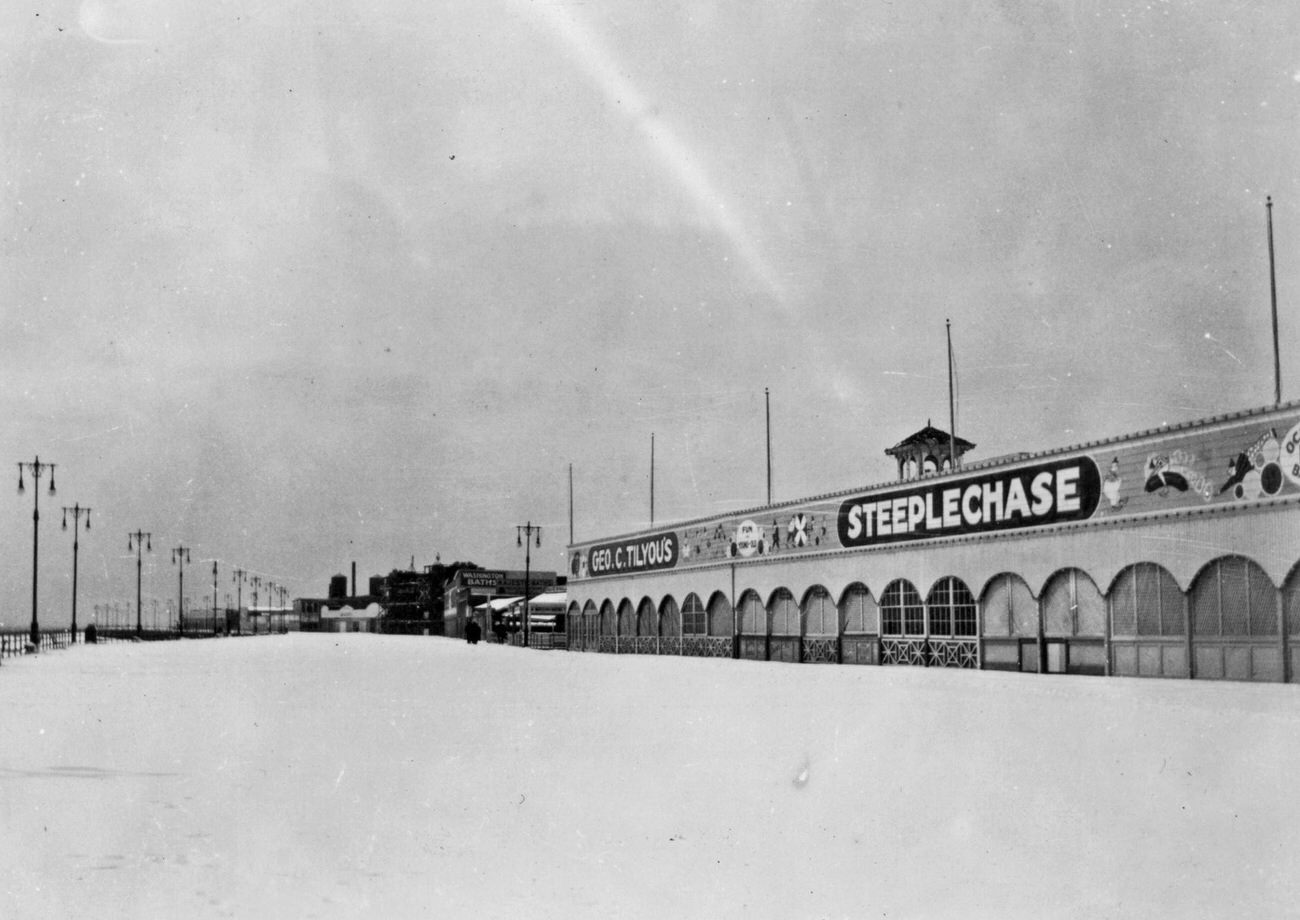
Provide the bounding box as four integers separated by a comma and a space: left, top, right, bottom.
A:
1, 635, 1296, 919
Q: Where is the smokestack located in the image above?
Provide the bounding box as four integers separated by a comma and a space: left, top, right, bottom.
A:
351, 562, 356, 597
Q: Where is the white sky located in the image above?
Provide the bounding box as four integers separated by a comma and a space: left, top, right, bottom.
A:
3, 1, 1300, 622
2, 636, 1298, 919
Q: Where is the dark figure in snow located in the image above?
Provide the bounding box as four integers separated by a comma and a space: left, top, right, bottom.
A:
465, 620, 482, 645
84, 623, 98, 644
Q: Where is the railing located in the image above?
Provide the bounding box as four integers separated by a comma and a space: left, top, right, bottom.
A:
1, 628, 74, 659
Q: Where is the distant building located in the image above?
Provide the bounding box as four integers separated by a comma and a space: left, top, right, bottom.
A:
444, 568, 561, 639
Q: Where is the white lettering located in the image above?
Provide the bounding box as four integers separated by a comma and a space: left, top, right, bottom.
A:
846, 505, 862, 540
1005, 477, 1031, 518
1030, 471, 1054, 516
1057, 467, 1081, 512
962, 484, 982, 526
942, 488, 961, 529
907, 494, 925, 532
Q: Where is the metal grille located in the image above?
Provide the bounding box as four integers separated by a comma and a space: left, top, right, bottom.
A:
929, 638, 978, 668
881, 637, 927, 666
801, 638, 839, 664
631, 636, 658, 655
658, 637, 682, 656
682, 636, 732, 658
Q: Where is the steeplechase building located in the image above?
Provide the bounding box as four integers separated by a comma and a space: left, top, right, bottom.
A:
563, 402, 1300, 683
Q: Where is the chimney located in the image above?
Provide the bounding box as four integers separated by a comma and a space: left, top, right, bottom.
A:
351, 561, 356, 597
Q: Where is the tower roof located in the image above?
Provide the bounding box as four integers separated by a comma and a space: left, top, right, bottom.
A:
885, 422, 976, 457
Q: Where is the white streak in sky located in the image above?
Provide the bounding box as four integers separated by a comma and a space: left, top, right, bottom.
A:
522, 1, 787, 304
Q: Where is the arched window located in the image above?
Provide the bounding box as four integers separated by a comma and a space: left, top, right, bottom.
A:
616, 599, 635, 637
681, 593, 705, 636
769, 588, 799, 636
803, 586, 837, 636
840, 584, 879, 634
659, 596, 681, 638
881, 579, 923, 636
1285, 567, 1300, 639
707, 592, 733, 637
1111, 563, 1183, 637
636, 598, 657, 637
1191, 557, 1278, 637
927, 577, 977, 637
599, 600, 616, 637
981, 573, 1036, 637
1042, 569, 1105, 637
738, 590, 765, 635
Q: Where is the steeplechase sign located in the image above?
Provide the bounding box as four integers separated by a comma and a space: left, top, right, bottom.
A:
836, 457, 1102, 547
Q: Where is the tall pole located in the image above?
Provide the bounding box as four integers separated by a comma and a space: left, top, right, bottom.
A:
1268, 196, 1282, 407
173, 545, 191, 636
568, 463, 574, 546
128, 531, 152, 636
765, 387, 772, 505
251, 575, 262, 634
212, 561, 219, 634
62, 504, 91, 642
516, 523, 541, 648
650, 434, 655, 526
947, 319, 958, 471
232, 568, 247, 636
17, 456, 56, 645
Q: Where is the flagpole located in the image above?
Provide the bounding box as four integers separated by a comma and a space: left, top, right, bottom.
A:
947, 319, 958, 470
765, 387, 772, 505
1268, 196, 1281, 407
650, 433, 655, 526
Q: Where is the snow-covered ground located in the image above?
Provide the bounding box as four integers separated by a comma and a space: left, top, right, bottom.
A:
1, 635, 1296, 920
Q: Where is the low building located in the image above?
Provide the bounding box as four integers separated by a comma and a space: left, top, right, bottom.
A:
564, 402, 1300, 683
444, 568, 560, 638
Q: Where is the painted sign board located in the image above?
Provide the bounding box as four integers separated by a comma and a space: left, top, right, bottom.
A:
568, 411, 1300, 580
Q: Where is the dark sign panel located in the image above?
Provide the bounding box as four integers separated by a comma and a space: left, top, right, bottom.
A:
837, 456, 1102, 547
587, 531, 679, 576
462, 570, 505, 589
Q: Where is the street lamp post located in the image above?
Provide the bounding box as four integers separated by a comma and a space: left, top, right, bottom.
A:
172, 545, 191, 636
251, 575, 263, 635
211, 561, 219, 635
267, 581, 277, 634
17, 456, 56, 645
516, 522, 541, 649
232, 568, 247, 635
62, 503, 91, 643
128, 531, 152, 636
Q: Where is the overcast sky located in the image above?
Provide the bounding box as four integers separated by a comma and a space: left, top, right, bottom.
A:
3, 1, 1299, 622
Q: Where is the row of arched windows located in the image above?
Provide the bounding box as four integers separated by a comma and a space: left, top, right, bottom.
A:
568, 556, 1299, 644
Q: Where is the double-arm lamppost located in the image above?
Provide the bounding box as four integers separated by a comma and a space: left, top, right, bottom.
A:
232, 568, 247, 636
516, 522, 541, 648
172, 545, 191, 636
211, 561, 219, 634
267, 580, 278, 633
128, 531, 152, 636
250, 575, 263, 634
62, 504, 91, 642
17, 456, 56, 645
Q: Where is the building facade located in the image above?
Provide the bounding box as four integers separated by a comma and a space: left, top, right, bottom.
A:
564, 403, 1300, 683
